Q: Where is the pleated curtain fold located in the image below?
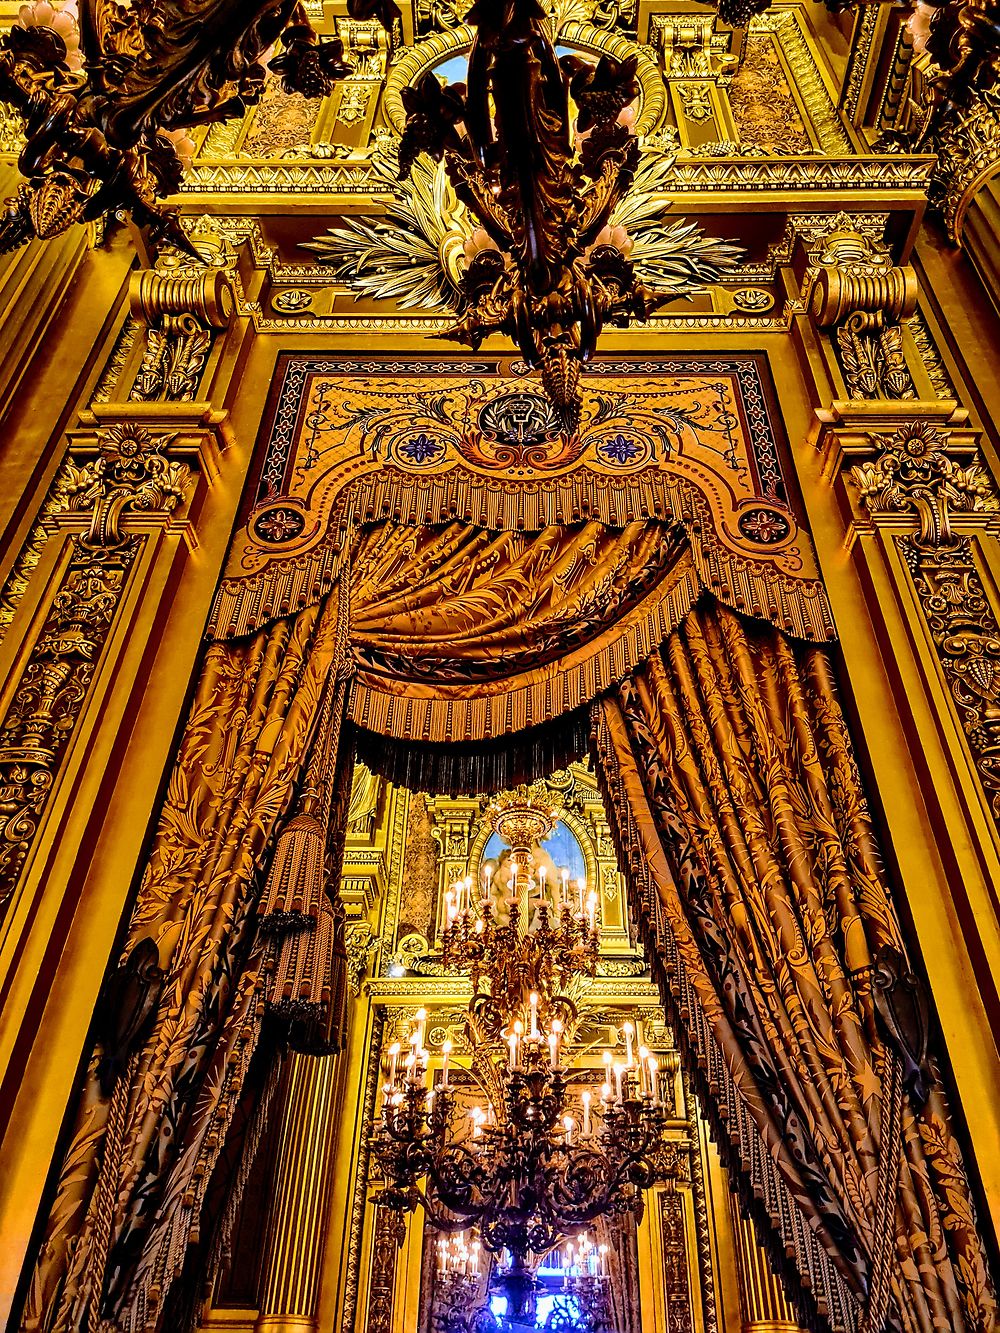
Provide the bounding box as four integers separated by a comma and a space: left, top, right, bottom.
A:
24, 592, 347, 1333
593, 601, 996, 1333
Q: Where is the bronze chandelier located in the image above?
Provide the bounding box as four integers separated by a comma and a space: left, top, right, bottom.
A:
370, 789, 674, 1321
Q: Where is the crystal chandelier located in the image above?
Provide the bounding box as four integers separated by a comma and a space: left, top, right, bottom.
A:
370, 787, 674, 1320
434, 1231, 611, 1333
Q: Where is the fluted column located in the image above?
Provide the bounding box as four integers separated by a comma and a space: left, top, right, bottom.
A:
730, 1204, 799, 1333
256, 1053, 340, 1333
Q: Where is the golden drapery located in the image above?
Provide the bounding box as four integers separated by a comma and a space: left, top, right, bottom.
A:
24, 594, 345, 1333
21, 519, 995, 1333
348, 519, 699, 742
594, 604, 996, 1333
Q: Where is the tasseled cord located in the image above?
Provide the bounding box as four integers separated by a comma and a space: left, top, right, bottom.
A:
259, 672, 350, 1054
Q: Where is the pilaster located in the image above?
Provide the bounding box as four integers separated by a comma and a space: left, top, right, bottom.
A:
256, 1054, 341, 1333
0, 256, 268, 1326
783, 216, 1000, 1249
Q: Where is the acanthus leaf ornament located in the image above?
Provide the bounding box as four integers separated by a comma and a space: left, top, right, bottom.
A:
64, 423, 191, 546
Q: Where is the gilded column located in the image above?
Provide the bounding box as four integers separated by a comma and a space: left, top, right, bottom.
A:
256, 1052, 341, 1333
729, 1206, 800, 1333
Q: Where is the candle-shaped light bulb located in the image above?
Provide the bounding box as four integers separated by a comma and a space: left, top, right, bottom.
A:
563, 1114, 574, 1145
508, 1031, 518, 1071
388, 1042, 400, 1084
648, 1055, 660, 1106
638, 1045, 650, 1095
416, 1008, 427, 1049
576, 876, 585, 915
581, 1090, 591, 1136
622, 1020, 634, 1067
550, 1017, 562, 1068
601, 1081, 611, 1103
538, 864, 547, 895
587, 890, 597, 932
442, 1038, 452, 1086
529, 991, 539, 1039
613, 1062, 624, 1103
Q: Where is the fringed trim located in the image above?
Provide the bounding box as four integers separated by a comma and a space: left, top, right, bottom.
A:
352, 464, 693, 531
268, 895, 334, 1018
208, 541, 348, 640
206, 472, 836, 646
265, 895, 348, 1055
353, 707, 591, 797
589, 703, 863, 1333
689, 543, 835, 644
349, 560, 703, 743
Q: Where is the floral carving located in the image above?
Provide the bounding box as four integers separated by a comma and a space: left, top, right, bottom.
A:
65, 424, 190, 546
851, 421, 998, 545
900, 536, 1000, 823
0, 539, 139, 913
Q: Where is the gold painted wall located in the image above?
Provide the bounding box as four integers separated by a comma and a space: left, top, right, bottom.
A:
0, 0, 998, 1326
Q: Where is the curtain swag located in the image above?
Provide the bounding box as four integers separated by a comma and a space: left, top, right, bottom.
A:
24, 518, 995, 1333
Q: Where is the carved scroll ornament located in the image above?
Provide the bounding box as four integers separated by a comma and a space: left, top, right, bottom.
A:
809, 230, 918, 402
128, 268, 235, 403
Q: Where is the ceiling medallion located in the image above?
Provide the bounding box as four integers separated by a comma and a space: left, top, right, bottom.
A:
369, 786, 676, 1326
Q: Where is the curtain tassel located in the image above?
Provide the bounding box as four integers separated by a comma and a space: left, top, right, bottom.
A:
258, 807, 326, 935
268, 888, 336, 1053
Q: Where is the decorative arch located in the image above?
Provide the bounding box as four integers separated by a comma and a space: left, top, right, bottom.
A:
382, 22, 665, 138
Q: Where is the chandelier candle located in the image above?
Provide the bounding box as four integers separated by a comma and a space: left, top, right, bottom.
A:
369, 786, 676, 1319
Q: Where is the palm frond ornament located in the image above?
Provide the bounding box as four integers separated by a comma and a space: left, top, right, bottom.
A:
303, 136, 472, 311
305, 132, 743, 331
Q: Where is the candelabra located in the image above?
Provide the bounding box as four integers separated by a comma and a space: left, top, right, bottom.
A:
370, 788, 675, 1320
